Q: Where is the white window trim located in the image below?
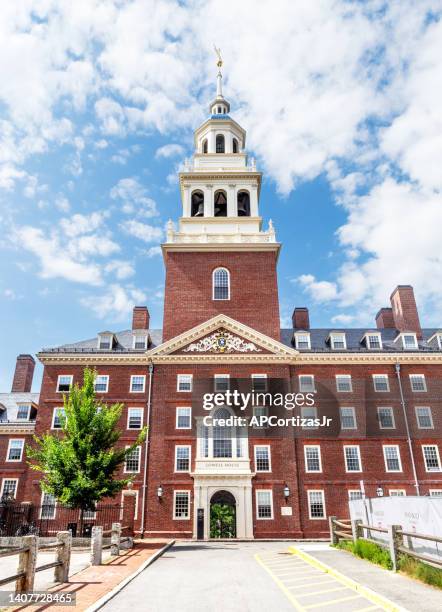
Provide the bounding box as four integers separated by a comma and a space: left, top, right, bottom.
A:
252, 405, 269, 429
176, 406, 192, 430
124, 445, 141, 473
130, 375, 146, 393
373, 374, 390, 392
254, 445, 272, 472
177, 374, 193, 392
132, 333, 148, 350
127, 407, 143, 430
307, 489, 326, 520
97, 333, 113, 350
94, 374, 109, 393
415, 406, 434, 429
304, 445, 322, 473
214, 374, 230, 391
298, 374, 315, 393
294, 332, 311, 349
389, 490, 406, 496
401, 333, 418, 349
409, 374, 427, 392
422, 445, 442, 473
255, 489, 274, 520
344, 445, 362, 473
6, 439, 24, 462
251, 374, 268, 391
56, 374, 73, 393
383, 444, 403, 473
377, 407, 396, 429
301, 405, 318, 429
212, 267, 230, 301
0, 478, 18, 499
340, 407, 357, 430
438, 335, 442, 350
330, 333, 347, 350
40, 492, 57, 519
365, 332, 383, 350
173, 490, 191, 520
51, 407, 65, 430
16, 404, 31, 421
336, 375, 352, 392
174, 445, 191, 473
429, 489, 442, 497
348, 490, 363, 501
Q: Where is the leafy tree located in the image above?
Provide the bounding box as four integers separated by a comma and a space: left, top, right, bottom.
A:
27, 368, 146, 526
210, 503, 235, 538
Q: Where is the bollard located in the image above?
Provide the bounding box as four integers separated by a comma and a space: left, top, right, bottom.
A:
351, 519, 363, 542
16, 535, 37, 593
91, 525, 103, 566
329, 516, 338, 545
55, 531, 72, 583
387, 524, 402, 572
111, 522, 121, 556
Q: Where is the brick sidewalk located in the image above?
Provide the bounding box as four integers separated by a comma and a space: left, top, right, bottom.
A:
14, 541, 167, 612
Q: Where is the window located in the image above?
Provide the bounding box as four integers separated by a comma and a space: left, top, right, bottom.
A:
373, 375, 389, 392
173, 491, 190, 519
344, 446, 362, 472
256, 490, 273, 519
215, 134, 225, 153
383, 445, 402, 472
429, 490, 442, 497
340, 407, 356, 430
336, 375, 352, 392
16, 404, 31, 421
299, 375, 315, 392
94, 375, 109, 393
348, 490, 363, 501
98, 333, 113, 350
422, 445, 441, 472
177, 374, 192, 392
304, 446, 322, 473
52, 407, 65, 429
133, 334, 148, 350
295, 333, 311, 349
402, 333, 418, 349
301, 406, 318, 429
253, 405, 269, 428
214, 374, 230, 392
130, 375, 146, 393
213, 268, 230, 300
7, 439, 24, 462
176, 407, 191, 429
389, 490, 406, 497
254, 446, 271, 472
330, 333, 346, 350
367, 333, 382, 349
251, 374, 267, 392
1, 478, 18, 500
40, 492, 56, 519
438, 335, 442, 350
308, 490, 326, 519
237, 191, 250, 216
410, 374, 427, 392
202, 139, 208, 154
232, 138, 238, 153
175, 446, 191, 472
124, 446, 141, 473
378, 407, 395, 429
57, 375, 72, 392
83, 508, 97, 520
415, 407, 433, 429
214, 190, 227, 217
191, 190, 204, 217
127, 408, 143, 429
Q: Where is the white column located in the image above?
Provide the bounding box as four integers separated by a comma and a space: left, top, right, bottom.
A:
250, 185, 259, 217
228, 184, 236, 217
205, 185, 213, 217
208, 131, 215, 154
182, 185, 191, 217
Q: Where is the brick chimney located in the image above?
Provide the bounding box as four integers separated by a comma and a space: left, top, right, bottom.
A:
390, 285, 422, 339
292, 307, 310, 330
375, 307, 395, 330
11, 354, 35, 393
132, 306, 150, 330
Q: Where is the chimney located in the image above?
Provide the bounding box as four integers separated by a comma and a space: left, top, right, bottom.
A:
132, 306, 150, 330
11, 354, 35, 393
375, 307, 395, 330
292, 307, 310, 330
390, 285, 422, 339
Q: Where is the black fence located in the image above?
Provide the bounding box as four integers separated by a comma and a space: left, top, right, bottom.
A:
0, 501, 122, 537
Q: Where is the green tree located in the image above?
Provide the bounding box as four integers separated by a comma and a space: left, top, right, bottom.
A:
210, 504, 235, 538
27, 368, 146, 527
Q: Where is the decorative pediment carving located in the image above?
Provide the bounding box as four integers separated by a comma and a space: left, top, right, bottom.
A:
183, 329, 262, 354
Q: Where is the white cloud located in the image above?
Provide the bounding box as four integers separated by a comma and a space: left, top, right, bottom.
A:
146, 246, 162, 258
331, 314, 356, 325
105, 260, 135, 279
59, 212, 105, 238
120, 219, 163, 243
81, 284, 147, 321
155, 143, 185, 159
110, 177, 158, 217
297, 274, 338, 302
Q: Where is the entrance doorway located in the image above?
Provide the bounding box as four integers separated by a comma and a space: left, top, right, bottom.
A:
210, 490, 236, 538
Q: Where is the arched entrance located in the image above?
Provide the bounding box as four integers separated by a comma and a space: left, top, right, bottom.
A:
210, 490, 236, 539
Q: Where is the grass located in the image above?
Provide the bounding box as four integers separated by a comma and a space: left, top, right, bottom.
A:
398, 553, 442, 589
335, 538, 393, 570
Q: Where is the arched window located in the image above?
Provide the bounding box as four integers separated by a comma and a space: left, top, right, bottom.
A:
202, 139, 208, 154
217, 106, 222, 114
191, 190, 204, 217
216, 134, 225, 153
213, 267, 230, 300
232, 138, 238, 153
237, 191, 250, 216
214, 190, 227, 217
201, 406, 245, 459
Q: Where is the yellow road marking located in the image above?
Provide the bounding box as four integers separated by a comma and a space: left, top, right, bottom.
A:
296, 585, 349, 598
305, 594, 362, 609
354, 606, 382, 611
278, 573, 323, 583
255, 553, 306, 611
286, 579, 337, 590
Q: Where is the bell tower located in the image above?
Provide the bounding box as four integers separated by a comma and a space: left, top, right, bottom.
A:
162, 52, 281, 341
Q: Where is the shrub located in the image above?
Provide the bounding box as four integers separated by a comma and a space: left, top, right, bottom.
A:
398, 554, 442, 589
335, 539, 392, 570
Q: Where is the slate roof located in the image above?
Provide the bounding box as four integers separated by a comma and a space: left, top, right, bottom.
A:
41, 330, 163, 353
0, 392, 39, 422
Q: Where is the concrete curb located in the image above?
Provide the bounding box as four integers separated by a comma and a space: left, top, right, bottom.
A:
86, 540, 175, 612
288, 545, 408, 612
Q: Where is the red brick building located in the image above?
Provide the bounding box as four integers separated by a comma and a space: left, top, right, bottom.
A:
3, 67, 442, 539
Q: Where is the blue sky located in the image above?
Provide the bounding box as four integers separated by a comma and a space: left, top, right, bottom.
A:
0, 1, 441, 390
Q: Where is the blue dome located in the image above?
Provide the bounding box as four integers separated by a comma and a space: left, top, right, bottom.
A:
210, 113, 231, 120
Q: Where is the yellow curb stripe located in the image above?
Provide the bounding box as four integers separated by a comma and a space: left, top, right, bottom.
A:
288, 546, 405, 612
255, 553, 306, 611
305, 594, 362, 609
296, 585, 349, 598
354, 606, 382, 611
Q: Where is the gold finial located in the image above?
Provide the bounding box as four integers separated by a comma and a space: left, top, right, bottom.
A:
214, 44, 223, 68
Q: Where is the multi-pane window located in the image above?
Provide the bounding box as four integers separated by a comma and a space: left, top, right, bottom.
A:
422, 445, 441, 472
41, 493, 57, 519
304, 446, 322, 472
254, 446, 271, 472
308, 490, 326, 519
295, 334, 311, 349
336, 375, 352, 392
367, 334, 382, 349
256, 490, 273, 519
299, 375, 315, 392
94, 375, 109, 393
57, 375, 72, 392
383, 445, 402, 472
16, 405, 31, 420
98, 334, 113, 349
177, 374, 192, 392
176, 407, 191, 429
214, 375, 230, 392
348, 490, 363, 501
130, 375, 146, 393
430, 490, 442, 497
175, 446, 190, 472
344, 446, 362, 472
127, 408, 143, 429
415, 407, 433, 429
133, 334, 148, 350
378, 407, 395, 429
389, 490, 406, 497
253, 405, 269, 428
373, 375, 389, 392
124, 446, 141, 473
301, 406, 318, 429
7, 439, 24, 462
52, 407, 65, 429
174, 491, 190, 519
402, 334, 418, 349
410, 375, 427, 392
1, 479, 18, 500
340, 407, 356, 430
330, 333, 346, 350
213, 268, 230, 300
251, 374, 267, 392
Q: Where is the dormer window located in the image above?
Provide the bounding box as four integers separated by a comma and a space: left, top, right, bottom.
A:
294, 333, 311, 350
16, 404, 31, 421
133, 333, 148, 350
427, 332, 442, 349
401, 333, 418, 349
97, 333, 114, 350
329, 333, 346, 350
438, 334, 442, 350
365, 333, 382, 350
